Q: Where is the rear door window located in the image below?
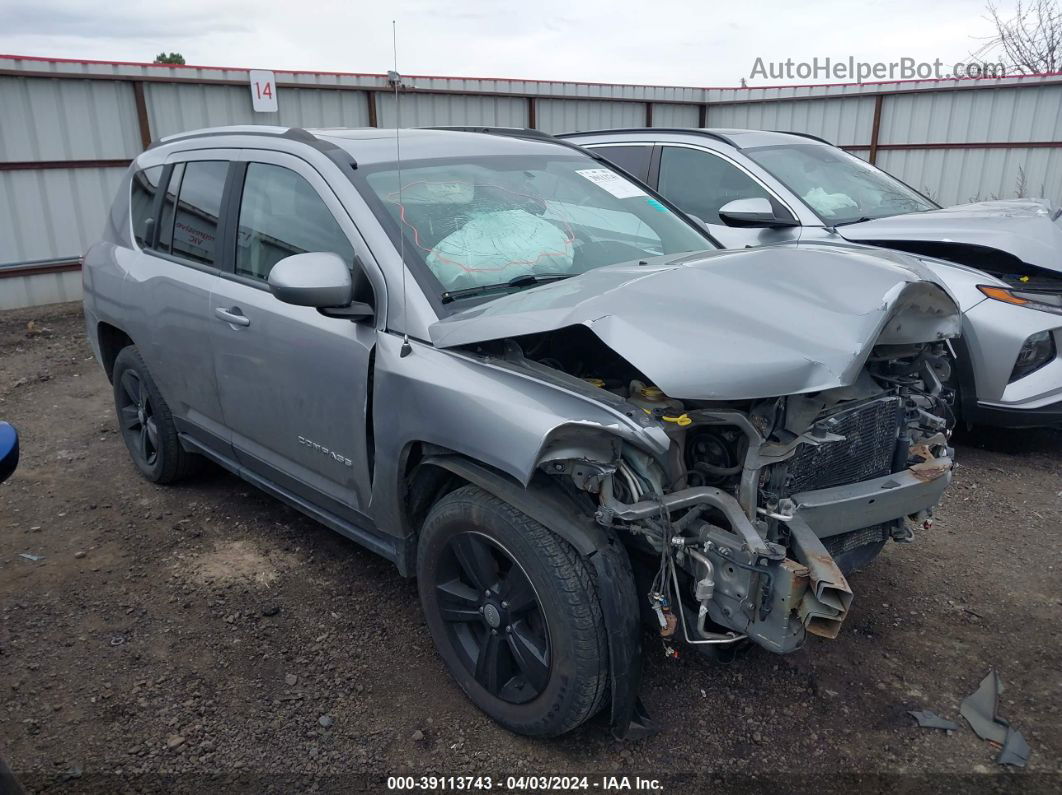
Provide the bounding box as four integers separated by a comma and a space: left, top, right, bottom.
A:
590, 145, 652, 183
130, 166, 164, 248
168, 161, 229, 266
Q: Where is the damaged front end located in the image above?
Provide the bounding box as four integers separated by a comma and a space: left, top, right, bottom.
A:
437, 252, 962, 657
540, 342, 955, 655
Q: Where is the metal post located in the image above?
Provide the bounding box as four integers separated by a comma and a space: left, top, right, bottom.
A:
366, 91, 378, 127
869, 94, 884, 164
132, 81, 151, 150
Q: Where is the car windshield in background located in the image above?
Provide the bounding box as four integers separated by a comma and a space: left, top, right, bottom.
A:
358, 154, 711, 301
746, 143, 937, 225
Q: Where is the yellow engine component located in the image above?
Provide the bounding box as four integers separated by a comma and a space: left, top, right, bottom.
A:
661, 413, 692, 426
628, 380, 685, 419
640, 385, 665, 401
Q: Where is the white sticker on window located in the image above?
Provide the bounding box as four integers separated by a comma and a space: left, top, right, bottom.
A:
576, 168, 647, 199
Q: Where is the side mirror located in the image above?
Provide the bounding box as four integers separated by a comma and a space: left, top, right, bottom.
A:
269, 252, 355, 308
0, 422, 19, 484
718, 198, 798, 228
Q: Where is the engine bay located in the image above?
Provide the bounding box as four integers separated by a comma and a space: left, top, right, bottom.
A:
468, 323, 956, 656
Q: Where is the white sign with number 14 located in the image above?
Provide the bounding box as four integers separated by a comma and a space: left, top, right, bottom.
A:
249, 70, 278, 113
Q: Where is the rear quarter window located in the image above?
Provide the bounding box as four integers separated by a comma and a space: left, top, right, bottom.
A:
130, 166, 164, 248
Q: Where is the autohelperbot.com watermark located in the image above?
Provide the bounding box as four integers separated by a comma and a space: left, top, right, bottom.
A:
749, 56, 1008, 84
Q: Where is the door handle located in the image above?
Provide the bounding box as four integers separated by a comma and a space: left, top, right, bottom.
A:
215, 306, 251, 327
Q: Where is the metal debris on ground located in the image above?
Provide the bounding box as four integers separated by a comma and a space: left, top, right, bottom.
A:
18, 552, 43, 561
908, 710, 959, 731
960, 670, 1031, 767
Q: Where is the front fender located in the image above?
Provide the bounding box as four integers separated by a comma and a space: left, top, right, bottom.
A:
368, 332, 667, 535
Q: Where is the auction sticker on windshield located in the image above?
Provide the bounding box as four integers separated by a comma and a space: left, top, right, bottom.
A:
576, 168, 647, 199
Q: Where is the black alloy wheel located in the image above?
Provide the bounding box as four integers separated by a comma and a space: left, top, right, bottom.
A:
434, 531, 551, 704
110, 345, 200, 484
417, 485, 609, 737
117, 367, 159, 469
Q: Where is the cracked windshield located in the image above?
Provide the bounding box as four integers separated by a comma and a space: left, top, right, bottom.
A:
363, 155, 709, 300
746, 143, 936, 224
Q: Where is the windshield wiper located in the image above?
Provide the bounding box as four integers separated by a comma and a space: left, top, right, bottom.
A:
831, 216, 875, 227
441, 273, 573, 304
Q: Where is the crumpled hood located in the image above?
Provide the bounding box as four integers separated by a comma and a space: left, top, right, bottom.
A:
429, 245, 961, 401
837, 199, 1062, 274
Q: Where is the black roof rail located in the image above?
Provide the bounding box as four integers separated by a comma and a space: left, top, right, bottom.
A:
769, 130, 833, 145
426, 126, 556, 141
557, 127, 743, 149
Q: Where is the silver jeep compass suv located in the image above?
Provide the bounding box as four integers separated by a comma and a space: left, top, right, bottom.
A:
84, 126, 960, 738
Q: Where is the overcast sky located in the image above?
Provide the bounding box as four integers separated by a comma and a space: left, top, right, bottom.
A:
0, 0, 1002, 86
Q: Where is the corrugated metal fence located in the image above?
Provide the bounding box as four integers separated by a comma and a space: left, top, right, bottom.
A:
2, 54, 1061, 309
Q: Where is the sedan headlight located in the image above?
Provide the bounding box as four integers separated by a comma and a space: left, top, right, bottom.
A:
1010, 330, 1056, 382
978, 285, 1062, 316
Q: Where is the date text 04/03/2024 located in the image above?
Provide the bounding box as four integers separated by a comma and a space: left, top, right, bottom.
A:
386, 775, 664, 791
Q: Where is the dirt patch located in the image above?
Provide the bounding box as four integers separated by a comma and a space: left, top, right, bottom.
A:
175, 539, 297, 588
0, 303, 1060, 793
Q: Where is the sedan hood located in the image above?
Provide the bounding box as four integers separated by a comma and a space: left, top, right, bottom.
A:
429, 245, 961, 401
837, 199, 1062, 274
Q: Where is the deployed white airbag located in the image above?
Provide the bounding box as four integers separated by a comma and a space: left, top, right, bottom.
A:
427, 209, 574, 290
803, 187, 859, 217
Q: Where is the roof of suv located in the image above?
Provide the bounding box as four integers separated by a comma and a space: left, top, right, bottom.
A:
558, 128, 833, 150
154, 125, 584, 166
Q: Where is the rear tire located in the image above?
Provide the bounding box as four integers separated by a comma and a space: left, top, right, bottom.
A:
112, 346, 200, 484
417, 485, 609, 737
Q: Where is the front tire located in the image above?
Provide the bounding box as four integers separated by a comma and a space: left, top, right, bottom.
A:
112, 346, 199, 484
417, 485, 609, 737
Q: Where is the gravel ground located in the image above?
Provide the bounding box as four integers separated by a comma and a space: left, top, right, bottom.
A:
1, 302, 1060, 794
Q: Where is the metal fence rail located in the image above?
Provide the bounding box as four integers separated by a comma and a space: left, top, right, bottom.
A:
2, 54, 1060, 309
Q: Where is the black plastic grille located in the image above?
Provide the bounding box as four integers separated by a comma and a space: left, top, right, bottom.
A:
824, 523, 894, 557
783, 396, 902, 495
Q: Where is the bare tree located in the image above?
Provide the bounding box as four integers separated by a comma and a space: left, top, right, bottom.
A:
974, 1, 1062, 74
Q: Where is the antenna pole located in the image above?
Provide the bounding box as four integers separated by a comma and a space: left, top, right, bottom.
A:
394, 20, 412, 358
